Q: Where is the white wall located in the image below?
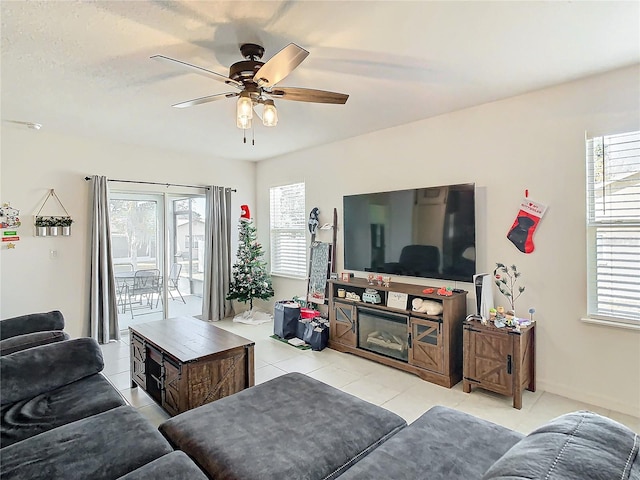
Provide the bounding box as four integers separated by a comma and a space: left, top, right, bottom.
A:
0, 129, 255, 338
256, 65, 640, 416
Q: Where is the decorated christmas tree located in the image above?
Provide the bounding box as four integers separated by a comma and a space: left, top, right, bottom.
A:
226, 207, 274, 312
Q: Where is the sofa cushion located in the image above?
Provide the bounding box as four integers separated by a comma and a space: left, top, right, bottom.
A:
0, 310, 65, 340
338, 405, 524, 479
160, 372, 407, 480
116, 451, 209, 480
0, 405, 173, 480
1, 373, 126, 447
0, 337, 103, 405
482, 410, 640, 480
0, 330, 70, 356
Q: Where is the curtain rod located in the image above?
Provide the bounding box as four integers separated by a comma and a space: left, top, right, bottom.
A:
84, 176, 236, 192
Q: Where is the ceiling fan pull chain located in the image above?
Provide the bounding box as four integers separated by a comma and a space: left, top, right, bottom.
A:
252, 124, 255, 146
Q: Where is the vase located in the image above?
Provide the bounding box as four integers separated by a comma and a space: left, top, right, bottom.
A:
36, 226, 48, 237
61, 226, 71, 236
49, 226, 60, 236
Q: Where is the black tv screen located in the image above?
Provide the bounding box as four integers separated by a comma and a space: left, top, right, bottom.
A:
343, 183, 476, 282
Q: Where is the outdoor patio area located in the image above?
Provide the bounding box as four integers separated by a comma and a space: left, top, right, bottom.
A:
118, 289, 203, 331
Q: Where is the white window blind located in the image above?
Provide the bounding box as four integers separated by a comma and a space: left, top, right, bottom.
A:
586, 131, 640, 323
269, 182, 306, 277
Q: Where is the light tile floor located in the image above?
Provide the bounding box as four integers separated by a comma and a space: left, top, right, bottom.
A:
100, 317, 640, 434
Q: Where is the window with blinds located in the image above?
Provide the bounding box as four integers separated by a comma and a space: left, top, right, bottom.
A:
586, 131, 640, 323
269, 182, 307, 277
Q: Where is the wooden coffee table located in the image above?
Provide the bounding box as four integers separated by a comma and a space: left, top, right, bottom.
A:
129, 316, 255, 416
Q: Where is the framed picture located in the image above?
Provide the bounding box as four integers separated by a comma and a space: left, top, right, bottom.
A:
387, 291, 408, 310
341, 272, 350, 282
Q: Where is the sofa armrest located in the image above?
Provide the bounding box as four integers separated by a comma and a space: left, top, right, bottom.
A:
0, 337, 104, 405
482, 410, 639, 480
0, 311, 65, 340
0, 330, 71, 356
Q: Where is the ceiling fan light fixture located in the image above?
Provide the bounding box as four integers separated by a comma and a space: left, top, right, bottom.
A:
236, 91, 253, 129
237, 114, 252, 130
262, 100, 278, 127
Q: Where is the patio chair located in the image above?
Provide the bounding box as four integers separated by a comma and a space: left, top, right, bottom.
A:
114, 264, 134, 313
125, 269, 161, 318
168, 263, 186, 304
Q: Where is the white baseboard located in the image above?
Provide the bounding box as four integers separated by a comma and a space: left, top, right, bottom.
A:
537, 379, 640, 417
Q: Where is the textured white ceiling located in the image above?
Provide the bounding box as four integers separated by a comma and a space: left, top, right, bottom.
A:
2, 1, 639, 162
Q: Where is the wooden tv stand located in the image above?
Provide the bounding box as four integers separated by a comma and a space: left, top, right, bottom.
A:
328, 278, 467, 388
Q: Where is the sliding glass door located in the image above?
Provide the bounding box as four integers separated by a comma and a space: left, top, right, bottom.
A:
167, 196, 206, 319
109, 192, 206, 330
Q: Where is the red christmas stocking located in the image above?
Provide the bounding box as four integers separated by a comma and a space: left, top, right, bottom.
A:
507, 197, 547, 254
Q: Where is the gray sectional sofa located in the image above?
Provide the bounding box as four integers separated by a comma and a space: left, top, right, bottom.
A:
1, 311, 638, 479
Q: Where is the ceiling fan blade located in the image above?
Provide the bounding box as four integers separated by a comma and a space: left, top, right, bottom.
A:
151, 55, 242, 88
4, 120, 43, 129
172, 92, 238, 109
269, 87, 348, 104
254, 43, 309, 88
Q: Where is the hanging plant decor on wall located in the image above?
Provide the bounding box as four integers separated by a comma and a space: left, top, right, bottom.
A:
35, 216, 74, 236
34, 189, 73, 237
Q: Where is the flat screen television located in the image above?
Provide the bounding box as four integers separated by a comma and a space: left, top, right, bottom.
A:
343, 183, 476, 282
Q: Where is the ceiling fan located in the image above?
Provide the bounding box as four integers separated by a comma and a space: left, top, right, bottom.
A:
151, 43, 349, 130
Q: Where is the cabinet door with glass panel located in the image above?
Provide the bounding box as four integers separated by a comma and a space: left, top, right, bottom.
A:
330, 300, 357, 347
408, 316, 444, 373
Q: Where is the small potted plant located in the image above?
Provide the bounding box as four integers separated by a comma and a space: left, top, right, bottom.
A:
48, 217, 62, 236
59, 216, 73, 236
35, 216, 50, 237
